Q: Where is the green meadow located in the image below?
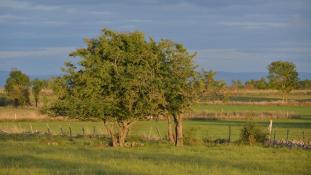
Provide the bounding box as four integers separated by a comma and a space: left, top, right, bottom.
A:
0, 136, 310, 175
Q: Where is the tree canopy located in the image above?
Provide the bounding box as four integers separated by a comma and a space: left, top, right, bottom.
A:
267, 61, 299, 102
5, 69, 31, 106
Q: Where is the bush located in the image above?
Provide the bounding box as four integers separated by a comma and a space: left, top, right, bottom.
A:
240, 122, 267, 145
184, 127, 202, 145
0, 96, 12, 106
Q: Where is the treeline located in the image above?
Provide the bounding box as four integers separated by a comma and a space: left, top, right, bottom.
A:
231, 78, 311, 90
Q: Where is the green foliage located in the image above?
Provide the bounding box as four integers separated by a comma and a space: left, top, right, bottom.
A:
51, 29, 162, 121
268, 61, 299, 101
245, 77, 270, 89
198, 70, 227, 102
231, 80, 244, 89
183, 127, 202, 145
47, 28, 198, 146
158, 39, 197, 115
297, 80, 311, 89
240, 123, 267, 145
4, 69, 31, 106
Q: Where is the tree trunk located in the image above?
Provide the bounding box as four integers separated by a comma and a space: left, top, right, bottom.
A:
118, 122, 130, 147
173, 114, 183, 146
104, 122, 118, 147
35, 98, 38, 107
104, 121, 133, 147
166, 115, 175, 144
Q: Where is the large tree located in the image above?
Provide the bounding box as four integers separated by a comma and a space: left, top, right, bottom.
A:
50, 29, 162, 147
5, 69, 31, 106
267, 61, 298, 102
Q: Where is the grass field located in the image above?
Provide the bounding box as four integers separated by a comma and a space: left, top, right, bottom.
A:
0, 98, 310, 175
193, 104, 311, 116
0, 134, 310, 175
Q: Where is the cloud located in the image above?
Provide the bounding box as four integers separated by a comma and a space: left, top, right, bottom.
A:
194, 47, 311, 72
0, 14, 29, 23
127, 19, 153, 23
0, 47, 74, 59
218, 21, 289, 29
0, 0, 59, 11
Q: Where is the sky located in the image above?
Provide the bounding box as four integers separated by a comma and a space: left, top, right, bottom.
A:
0, 0, 310, 75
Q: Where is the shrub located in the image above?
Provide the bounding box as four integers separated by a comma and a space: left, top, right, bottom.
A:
184, 127, 202, 145
240, 122, 267, 145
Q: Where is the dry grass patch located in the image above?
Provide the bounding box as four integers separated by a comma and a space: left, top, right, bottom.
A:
0, 107, 48, 120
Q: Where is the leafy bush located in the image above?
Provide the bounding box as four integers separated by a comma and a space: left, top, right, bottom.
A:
240, 123, 267, 145
0, 96, 12, 106
184, 127, 202, 145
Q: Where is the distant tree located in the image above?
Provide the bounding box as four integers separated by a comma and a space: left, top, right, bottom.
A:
5, 69, 31, 106
199, 70, 227, 102
50, 29, 163, 147
245, 79, 256, 89
267, 61, 299, 102
297, 80, 311, 89
32, 79, 46, 107
255, 77, 269, 89
231, 80, 244, 89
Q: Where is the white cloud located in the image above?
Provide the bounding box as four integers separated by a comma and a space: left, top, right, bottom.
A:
0, 47, 75, 59
194, 47, 311, 72
218, 21, 289, 29
0, 0, 58, 11
0, 14, 29, 23
127, 19, 153, 23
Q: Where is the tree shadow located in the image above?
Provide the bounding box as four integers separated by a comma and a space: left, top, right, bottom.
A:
0, 154, 149, 175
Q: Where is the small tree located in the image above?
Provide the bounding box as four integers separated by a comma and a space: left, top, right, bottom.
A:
199, 70, 227, 102
267, 61, 298, 102
5, 69, 31, 106
158, 40, 197, 146
32, 79, 46, 107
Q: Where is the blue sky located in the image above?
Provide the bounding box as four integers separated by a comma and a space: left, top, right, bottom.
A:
0, 0, 310, 75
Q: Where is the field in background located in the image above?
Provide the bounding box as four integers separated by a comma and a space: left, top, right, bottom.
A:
193, 104, 311, 116
228, 89, 311, 102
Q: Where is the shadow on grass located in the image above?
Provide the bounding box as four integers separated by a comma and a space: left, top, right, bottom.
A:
0, 154, 149, 175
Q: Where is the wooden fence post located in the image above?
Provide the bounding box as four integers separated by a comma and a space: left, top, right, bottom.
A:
286, 129, 289, 143
82, 127, 85, 136
155, 127, 162, 140
60, 127, 64, 136
29, 123, 33, 134
268, 120, 273, 144
273, 129, 276, 143
46, 124, 51, 135
69, 127, 72, 138
228, 125, 231, 143
93, 126, 96, 137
